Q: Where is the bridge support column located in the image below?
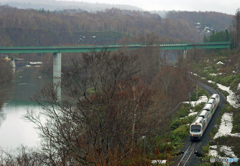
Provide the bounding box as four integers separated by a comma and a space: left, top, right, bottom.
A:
53, 52, 61, 101
11, 59, 16, 74
11, 59, 16, 68
183, 50, 187, 58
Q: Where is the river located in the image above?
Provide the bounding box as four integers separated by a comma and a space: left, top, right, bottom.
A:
0, 68, 52, 150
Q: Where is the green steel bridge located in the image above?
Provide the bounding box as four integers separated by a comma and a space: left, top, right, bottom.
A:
0, 41, 231, 54
1, 41, 231, 100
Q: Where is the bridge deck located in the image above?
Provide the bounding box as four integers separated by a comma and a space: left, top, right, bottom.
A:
0, 42, 231, 53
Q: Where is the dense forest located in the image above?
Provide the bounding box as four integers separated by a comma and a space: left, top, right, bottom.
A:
0, 5, 233, 47
166, 11, 233, 31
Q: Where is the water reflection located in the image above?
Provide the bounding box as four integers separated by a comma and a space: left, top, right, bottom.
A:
11, 68, 51, 102
0, 68, 51, 149
0, 108, 6, 129
0, 103, 41, 149
0, 82, 14, 128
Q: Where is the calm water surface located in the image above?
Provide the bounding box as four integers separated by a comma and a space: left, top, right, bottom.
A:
0, 68, 52, 150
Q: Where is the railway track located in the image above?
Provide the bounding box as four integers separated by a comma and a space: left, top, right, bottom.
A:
177, 142, 198, 166
198, 82, 218, 95
176, 81, 225, 166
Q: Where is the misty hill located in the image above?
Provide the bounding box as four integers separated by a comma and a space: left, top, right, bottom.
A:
0, 0, 142, 12
150, 10, 168, 18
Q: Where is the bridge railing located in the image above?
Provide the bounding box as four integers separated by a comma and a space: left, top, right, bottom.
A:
0, 42, 232, 53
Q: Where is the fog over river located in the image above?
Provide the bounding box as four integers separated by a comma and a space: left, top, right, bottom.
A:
0, 68, 52, 150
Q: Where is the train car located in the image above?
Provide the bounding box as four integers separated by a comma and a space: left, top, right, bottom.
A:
190, 94, 220, 141
190, 117, 204, 140
199, 110, 211, 125
207, 98, 215, 105
210, 94, 220, 109
202, 103, 213, 112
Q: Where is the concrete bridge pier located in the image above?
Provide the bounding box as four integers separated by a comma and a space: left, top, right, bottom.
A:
53, 52, 61, 101
11, 59, 16, 74
183, 50, 187, 58
11, 59, 16, 68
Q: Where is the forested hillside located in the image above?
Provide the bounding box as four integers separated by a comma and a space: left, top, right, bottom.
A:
0, 6, 202, 47
166, 11, 233, 31
0, 5, 235, 47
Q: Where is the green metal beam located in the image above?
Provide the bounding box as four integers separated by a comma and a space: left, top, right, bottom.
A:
0, 42, 231, 54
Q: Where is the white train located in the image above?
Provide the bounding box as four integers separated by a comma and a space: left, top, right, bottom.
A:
190, 94, 220, 141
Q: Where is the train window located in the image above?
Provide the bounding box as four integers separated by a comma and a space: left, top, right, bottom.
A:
191, 125, 201, 132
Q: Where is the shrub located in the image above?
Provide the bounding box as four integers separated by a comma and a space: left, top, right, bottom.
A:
179, 106, 190, 117
209, 127, 218, 139
171, 125, 189, 139
232, 107, 240, 133
169, 119, 181, 131
194, 102, 206, 112
230, 75, 240, 92
198, 88, 209, 98
219, 75, 235, 86
183, 115, 197, 124
215, 56, 227, 62
202, 143, 210, 154
212, 75, 221, 83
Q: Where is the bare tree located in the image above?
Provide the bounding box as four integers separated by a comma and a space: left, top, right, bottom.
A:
0, 146, 46, 166
236, 9, 240, 48
0, 58, 13, 108
149, 66, 194, 137
25, 49, 157, 165
133, 33, 163, 84
232, 8, 240, 48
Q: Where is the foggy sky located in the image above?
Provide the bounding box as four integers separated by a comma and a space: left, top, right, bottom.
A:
63, 0, 239, 15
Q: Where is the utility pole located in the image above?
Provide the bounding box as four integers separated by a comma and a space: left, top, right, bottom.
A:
196, 84, 198, 100
189, 92, 191, 112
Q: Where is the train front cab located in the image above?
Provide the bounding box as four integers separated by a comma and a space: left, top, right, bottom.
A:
190, 124, 202, 141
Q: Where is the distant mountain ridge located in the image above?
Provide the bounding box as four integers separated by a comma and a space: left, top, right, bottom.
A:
0, 0, 142, 12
